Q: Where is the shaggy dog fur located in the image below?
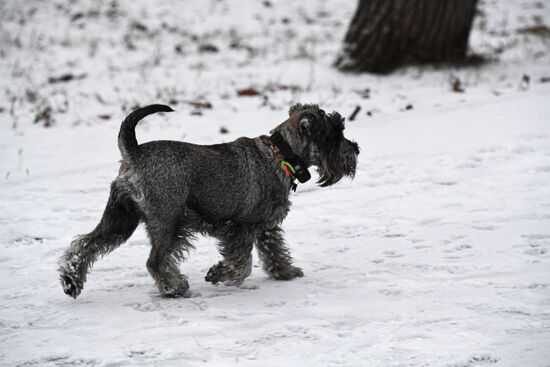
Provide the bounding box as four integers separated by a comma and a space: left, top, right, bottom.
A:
59, 103, 359, 298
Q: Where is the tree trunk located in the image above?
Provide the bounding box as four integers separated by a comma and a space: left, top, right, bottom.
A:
335, 0, 479, 74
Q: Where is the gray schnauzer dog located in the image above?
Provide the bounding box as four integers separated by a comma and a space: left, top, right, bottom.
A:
59, 103, 359, 298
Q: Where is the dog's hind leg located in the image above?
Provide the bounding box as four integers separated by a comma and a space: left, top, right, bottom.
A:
145, 223, 192, 297
255, 225, 303, 280
205, 226, 255, 286
59, 182, 140, 298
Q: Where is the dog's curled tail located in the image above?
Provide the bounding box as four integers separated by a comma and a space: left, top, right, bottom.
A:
118, 104, 174, 158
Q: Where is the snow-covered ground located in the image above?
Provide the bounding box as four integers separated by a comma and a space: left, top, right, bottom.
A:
1, 0, 550, 366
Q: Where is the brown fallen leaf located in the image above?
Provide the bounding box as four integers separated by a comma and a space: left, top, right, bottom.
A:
184, 100, 212, 109
517, 25, 550, 37
353, 88, 371, 99
237, 88, 261, 97
34, 106, 53, 127
71, 13, 84, 22
452, 77, 465, 93
131, 21, 148, 32
198, 44, 219, 53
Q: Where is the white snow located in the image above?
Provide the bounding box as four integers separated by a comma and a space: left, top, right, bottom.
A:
1, 0, 550, 366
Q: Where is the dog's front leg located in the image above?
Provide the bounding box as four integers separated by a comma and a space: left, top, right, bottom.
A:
205, 226, 254, 286
255, 225, 304, 280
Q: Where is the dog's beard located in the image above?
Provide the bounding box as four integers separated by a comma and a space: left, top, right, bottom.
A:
316, 140, 359, 187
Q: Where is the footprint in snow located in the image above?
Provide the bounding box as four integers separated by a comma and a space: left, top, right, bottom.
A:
450, 353, 499, 367
383, 250, 404, 258
443, 244, 473, 253
378, 288, 401, 296
472, 225, 497, 231
521, 234, 549, 257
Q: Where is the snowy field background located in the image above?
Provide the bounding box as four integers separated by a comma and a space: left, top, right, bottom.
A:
1, 0, 550, 366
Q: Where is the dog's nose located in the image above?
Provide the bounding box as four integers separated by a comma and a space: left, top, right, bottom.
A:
349, 140, 360, 155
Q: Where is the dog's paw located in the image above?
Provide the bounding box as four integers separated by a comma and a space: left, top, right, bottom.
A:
161, 288, 192, 298
159, 277, 190, 298
270, 266, 304, 281
205, 261, 250, 286
60, 272, 83, 299
205, 263, 224, 285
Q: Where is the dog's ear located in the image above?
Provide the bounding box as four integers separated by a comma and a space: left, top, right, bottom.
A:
289, 103, 303, 116
328, 111, 345, 131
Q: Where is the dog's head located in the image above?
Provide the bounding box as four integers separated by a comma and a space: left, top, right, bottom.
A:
271, 103, 360, 186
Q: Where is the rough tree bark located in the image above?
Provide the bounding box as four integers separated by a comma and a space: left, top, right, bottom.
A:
335, 0, 479, 74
